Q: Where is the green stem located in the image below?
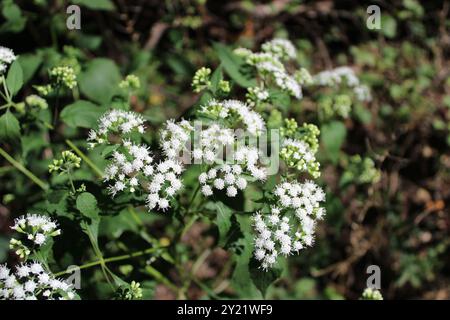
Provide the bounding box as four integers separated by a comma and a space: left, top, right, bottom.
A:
54, 246, 162, 277
85, 227, 114, 287
185, 184, 200, 215
65, 139, 103, 178
1, 75, 11, 102
0, 147, 48, 190
67, 169, 76, 193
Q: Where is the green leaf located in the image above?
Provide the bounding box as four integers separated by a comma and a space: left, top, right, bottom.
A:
71, 0, 115, 11
320, 121, 347, 164
6, 60, 23, 97
76, 192, 100, 220
0, 2, 26, 33
17, 53, 42, 84
213, 42, 256, 88
79, 58, 121, 104
269, 89, 291, 112
210, 66, 223, 94
215, 201, 232, 246
381, 15, 397, 38
249, 258, 282, 297
354, 104, 372, 124
0, 111, 20, 143
60, 100, 107, 128
230, 215, 261, 298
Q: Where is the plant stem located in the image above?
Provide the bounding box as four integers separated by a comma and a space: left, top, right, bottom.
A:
1, 75, 11, 102
0, 147, 48, 191
67, 169, 76, 193
185, 184, 200, 215
65, 139, 104, 178
53, 86, 60, 127
54, 246, 162, 277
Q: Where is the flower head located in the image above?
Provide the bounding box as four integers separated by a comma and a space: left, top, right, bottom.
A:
9, 214, 60, 259
0, 262, 76, 300
0, 46, 16, 74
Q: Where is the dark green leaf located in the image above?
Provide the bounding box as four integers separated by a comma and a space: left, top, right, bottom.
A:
249, 257, 282, 297
60, 100, 107, 128
215, 201, 232, 247
17, 53, 42, 84
6, 60, 23, 96
79, 58, 121, 104
213, 42, 256, 88
0, 110, 20, 143
76, 192, 100, 220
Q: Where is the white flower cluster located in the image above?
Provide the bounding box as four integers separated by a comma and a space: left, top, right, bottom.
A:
246, 86, 270, 107
104, 140, 183, 211
160, 120, 236, 163
88, 109, 145, 147
0, 46, 16, 74
90, 110, 184, 212
199, 146, 267, 197
160, 119, 194, 159
200, 99, 265, 136
0, 262, 76, 300
261, 38, 297, 61
313, 66, 372, 102
235, 39, 303, 99
253, 180, 325, 270
9, 214, 60, 258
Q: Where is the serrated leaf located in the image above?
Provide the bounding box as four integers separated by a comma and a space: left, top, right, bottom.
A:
60, 100, 107, 128
0, 110, 20, 143
6, 60, 23, 96
76, 192, 99, 220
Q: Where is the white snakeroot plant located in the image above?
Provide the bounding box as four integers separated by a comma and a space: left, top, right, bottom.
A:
0, 262, 76, 300
86, 38, 365, 274
0, 46, 16, 73
9, 214, 61, 259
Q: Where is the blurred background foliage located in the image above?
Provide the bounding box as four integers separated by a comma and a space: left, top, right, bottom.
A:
0, 0, 449, 299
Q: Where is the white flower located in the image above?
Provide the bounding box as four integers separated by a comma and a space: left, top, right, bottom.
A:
226, 186, 238, 197
261, 38, 297, 60
251, 181, 325, 270
313, 66, 371, 101
0, 46, 16, 74
0, 263, 76, 300
9, 214, 60, 258
88, 110, 146, 146
201, 185, 213, 196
